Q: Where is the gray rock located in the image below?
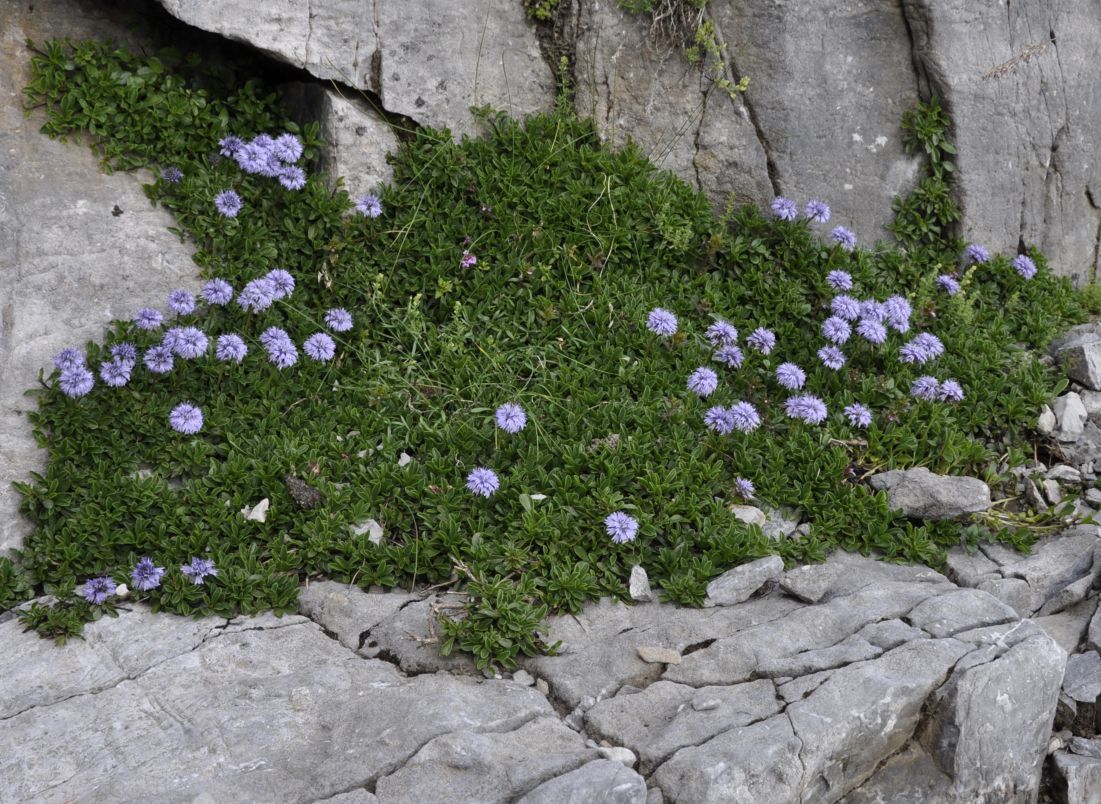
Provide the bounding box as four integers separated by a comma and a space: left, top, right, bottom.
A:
297, 581, 417, 651
1050, 465, 1085, 485
358, 594, 480, 674
0, 0, 200, 556
1058, 341, 1101, 393
905, 589, 1018, 638
584, 679, 780, 773
868, 467, 992, 520
755, 633, 882, 679
1024, 477, 1048, 512
1054, 393, 1090, 441
1038, 574, 1096, 616
944, 546, 1001, 587
645, 788, 664, 804
511, 669, 535, 686
1081, 390, 1101, 420
1063, 651, 1101, 705
905, 1, 1101, 285
976, 577, 1033, 618
704, 555, 783, 607
1087, 488, 1101, 507
1038, 405, 1057, 434
573, 0, 772, 211
156, 0, 554, 138
596, 746, 636, 768
1052, 752, 1101, 804
760, 507, 801, 540
516, 759, 647, 804
856, 618, 929, 651
636, 646, 681, 665
283, 83, 398, 203
728, 504, 767, 527
373, 717, 596, 803
629, 565, 653, 602
319, 792, 379, 804
1069, 736, 1101, 758
779, 550, 949, 604
841, 743, 955, 804
650, 714, 803, 803
1, 619, 555, 801
1001, 526, 1100, 614
712, 0, 922, 245
918, 633, 1065, 799
1035, 598, 1098, 655
1045, 478, 1065, 505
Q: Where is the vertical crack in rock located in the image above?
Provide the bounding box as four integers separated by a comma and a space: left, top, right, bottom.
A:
1088, 189, 1101, 284
705, 8, 778, 196
898, 0, 931, 102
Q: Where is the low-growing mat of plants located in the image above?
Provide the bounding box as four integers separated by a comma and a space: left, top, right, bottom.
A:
2, 39, 1092, 668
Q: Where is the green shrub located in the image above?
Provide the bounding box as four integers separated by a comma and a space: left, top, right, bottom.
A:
8, 38, 1087, 668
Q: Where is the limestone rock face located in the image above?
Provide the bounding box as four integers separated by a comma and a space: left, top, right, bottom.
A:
155, 0, 556, 138
904, 0, 1101, 285
869, 466, 992, 520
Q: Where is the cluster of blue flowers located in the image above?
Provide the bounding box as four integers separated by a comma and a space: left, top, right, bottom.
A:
80, 555, 217, 604
770, 196, 858, 253
55, 270, 356, 438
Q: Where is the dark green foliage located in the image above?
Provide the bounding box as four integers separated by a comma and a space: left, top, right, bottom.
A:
890, 96, 961, 248
7, 39, 1088, 669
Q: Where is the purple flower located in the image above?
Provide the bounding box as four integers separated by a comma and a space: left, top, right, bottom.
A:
355, 194, 383, 218
325, 308, 353, 332
704, 406, 736, 435
466, 467, 500, 498
237, 277, 278, 313
1012, 254, 1037, 279
99, 359, 132, 387
910, 376, 940, 401
201, 279, 234, 306
181, 557, 218, 585
647, 308, 678, 337
215, 333, 248, 363
59, 367, 94, 398
729, 401, 761, 432
734, 477, 755, 498
161, 166, 183, 184
822, 316, 851, 344
688, 367, 719, 397
235, 137, 277, 175
713, 345, 744, 368
130, 557, 166, 592
81, 576, 117, 605
826, 270, 853, 291
785, 395, 828, 424
318, 308, 352, 333
937, 379, 964, 402
218, 134, 244, 157
133, 308, 164, 331
936, 275, 961, 295
770, 197, 797, 221
170, 326, 208, 359
278, 165, 306, 191
214, 189, 243, 218
817, 345, 846, 370
144, 345, 174, 374
747, 327, 776, 355
273, 133, 304, 163
830, 295, 861, 322
303, 332, 336, 362
265, 269, 296, 299
495, 403, 527, 434
110, 342, 137, 364
965, 244, 990, 264
831, 226, 857, 251
805, 199, 831, 223
776, 362, 806, 390
705, 320, 738, 347
883, 296, 912, 333
899, 332, 944, 365
604, 511, 639, 544
844, 403, 872, 428
266, 340, 299, 369
53, 347, 84, 372
166, 289, 195, 316
859, 300, 887, 322
460, 250, 477, 269
260, 326, 292, 349
856, 318, 888, 345
169, 402, 203, 434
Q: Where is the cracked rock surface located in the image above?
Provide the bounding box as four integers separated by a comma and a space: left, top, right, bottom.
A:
3, 543, 1084, 802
